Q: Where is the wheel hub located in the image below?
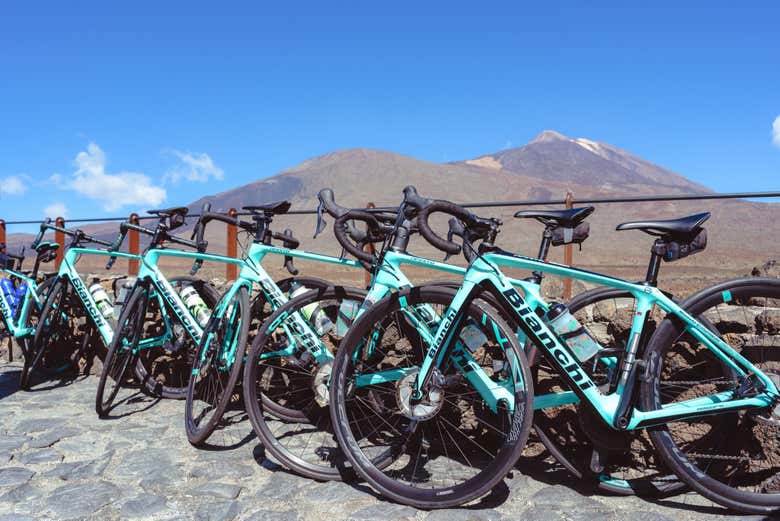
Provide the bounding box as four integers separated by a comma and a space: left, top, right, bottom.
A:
396, 369, 444, 421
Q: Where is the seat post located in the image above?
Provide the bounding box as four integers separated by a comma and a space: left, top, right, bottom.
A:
537, 227, 553, 261
645, 250, 662, 286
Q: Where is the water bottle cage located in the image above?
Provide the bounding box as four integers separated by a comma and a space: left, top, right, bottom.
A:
558, 327, 589, 341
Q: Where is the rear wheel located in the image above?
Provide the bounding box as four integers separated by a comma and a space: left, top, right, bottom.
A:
532, 287, 683, 496
132, 276, 219, 399
641, 277, 780, 514
95, 284, 148, 417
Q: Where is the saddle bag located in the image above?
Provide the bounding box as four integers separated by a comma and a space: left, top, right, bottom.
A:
551, 222, 590, 247
653, 228, 707, 262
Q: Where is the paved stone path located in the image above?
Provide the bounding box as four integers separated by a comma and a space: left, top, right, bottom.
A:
0, 363, 762, 520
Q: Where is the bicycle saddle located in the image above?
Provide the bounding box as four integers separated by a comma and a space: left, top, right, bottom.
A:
34, 241, 59, 253
147, 206, 189, 218
514, 206, 594, 227
616, 212, 710, 238
243, 200, 291, 216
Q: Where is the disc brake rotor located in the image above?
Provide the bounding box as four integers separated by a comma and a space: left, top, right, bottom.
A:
396, 368, 444, 421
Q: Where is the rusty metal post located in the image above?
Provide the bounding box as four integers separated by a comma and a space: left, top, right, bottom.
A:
0, 220, 5, 253
226, 208, 238, 280
563, 192, 574, 300
55, 217, 66, 269
363, 202, 376, 288
128, 213, 140, 275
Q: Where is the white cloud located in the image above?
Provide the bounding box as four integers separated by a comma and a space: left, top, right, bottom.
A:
44, 202, 68, 219
64, 143, 166, 212
0, 175, 28, 196
773, 115, 780, 148
164, 150, 224, 183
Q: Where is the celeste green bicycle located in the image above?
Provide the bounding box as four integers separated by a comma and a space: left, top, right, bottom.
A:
328, 193, 780, 513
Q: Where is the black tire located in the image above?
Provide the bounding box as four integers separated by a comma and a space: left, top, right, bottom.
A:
21, 278, 79, 389
243, 285, 366, 481
131, 276, 219, 399
329, 286, 534, 508
640, 277, 780, 514
185, 285, 250, 445
532, 286, 684, 496
95, 284, 148, 417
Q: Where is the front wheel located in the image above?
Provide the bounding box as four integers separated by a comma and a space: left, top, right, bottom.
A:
185, 285, 250, 446
95, 285, 148, 417
243, 284, 366, 481
329, 286, 533, 508
21, 278, 78, 389
641, 277, 780, 515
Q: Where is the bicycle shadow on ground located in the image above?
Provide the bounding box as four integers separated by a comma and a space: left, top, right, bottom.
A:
20, 372, 91, 393
0, 366, 23, 400
194, 408, 257, 452
98, 388, 162, 420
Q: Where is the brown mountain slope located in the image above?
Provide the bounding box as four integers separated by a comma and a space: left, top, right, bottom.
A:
6, 134, 777, 283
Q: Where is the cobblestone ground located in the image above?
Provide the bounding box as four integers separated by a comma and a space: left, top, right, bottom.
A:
0, 363, 765, 521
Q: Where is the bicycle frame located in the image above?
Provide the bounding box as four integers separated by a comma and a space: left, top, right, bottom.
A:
258, 248, 531, 411
412, 250, 780, 430
0, 267, 44, 338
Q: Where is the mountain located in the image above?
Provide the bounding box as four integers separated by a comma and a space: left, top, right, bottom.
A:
7, 131, 777, 280
459, 130, 709, 193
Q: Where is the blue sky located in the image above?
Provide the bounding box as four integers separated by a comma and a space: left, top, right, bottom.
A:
1, 1, 779, 230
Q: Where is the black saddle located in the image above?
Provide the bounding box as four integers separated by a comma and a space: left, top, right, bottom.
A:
616, 212, 710, 238
148, 206, 189, 218
514, 206, 595, 227
243, 200, 291, 216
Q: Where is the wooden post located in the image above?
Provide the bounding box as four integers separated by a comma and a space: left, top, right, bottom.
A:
226, 208, 238, 280
55, 216, 66, 270
563, 192, 574, 300
128, 213, 140, 275
364, 202, 376, 289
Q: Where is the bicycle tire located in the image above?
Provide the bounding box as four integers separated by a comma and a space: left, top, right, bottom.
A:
329, 285, 533, 508
243, 284, 366, 481
533, 286, 684, 496
95, 284, 148, 416
185, 285, 250, 445
640, 277, 780, 514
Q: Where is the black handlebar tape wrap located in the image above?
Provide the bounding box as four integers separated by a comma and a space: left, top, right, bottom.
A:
447, 218, 478, 263
317, 188, 350, 218
402, 185, 433, 210
416, 201, 478, 255
333, 211, 381, 264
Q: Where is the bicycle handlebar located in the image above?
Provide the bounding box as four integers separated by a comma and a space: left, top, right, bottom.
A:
334, 210, 395, 264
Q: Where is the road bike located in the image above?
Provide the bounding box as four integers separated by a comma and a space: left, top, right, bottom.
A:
0, 240, 58, 368
242, 187, 566, 482
184, 200, 365, 445
327, 193, 780, 513
21, 213, 217, 402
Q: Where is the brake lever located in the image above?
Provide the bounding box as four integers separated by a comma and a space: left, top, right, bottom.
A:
313, 200, 327, 239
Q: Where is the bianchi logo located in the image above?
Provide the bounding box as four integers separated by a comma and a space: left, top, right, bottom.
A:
156, 277, 199, 340
72, 277, 106, 329
502, 288, 594, 391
